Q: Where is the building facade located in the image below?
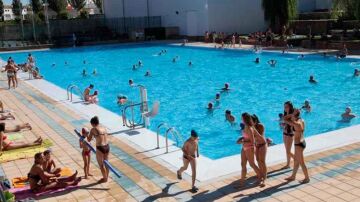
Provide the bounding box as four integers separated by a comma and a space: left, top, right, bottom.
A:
103, 0, 333, 36
3, 5, 28, 21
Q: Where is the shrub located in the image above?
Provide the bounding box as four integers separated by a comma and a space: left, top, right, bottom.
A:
58, 11, 68, 20
79, 10, 89, 19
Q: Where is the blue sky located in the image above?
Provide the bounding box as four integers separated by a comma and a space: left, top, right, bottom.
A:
4, 0, 30, 5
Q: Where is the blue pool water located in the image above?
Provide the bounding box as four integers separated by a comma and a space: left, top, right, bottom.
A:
1, 44, 360, 159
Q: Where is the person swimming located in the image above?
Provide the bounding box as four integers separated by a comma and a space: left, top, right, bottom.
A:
340, 107, 356, 122
82, 69, 86, 77
267, 60, 277, 67
138, 60, 143, 66
93, 69, 97, 75
83, 60, 86, 64
207, 102, 214, 110
117, 95, 128, 105
215, 93, 220, 101
354, 69, 359, 77
255, 58, 260, 64
129, 79, 134, 86
189, 61, 192, 66
298, 54, 305, 59
225, 110, 235, 123
221, 83, 230, 91
132, 65, 137, 70
145, 71, 151, 77
309, 75, 317, 84
301, 100, 311, 112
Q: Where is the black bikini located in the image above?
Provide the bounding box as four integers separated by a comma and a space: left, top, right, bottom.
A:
94, 128, 110, 154
28, 173, 41, 181
283, 124, 294, 137
293, 126, 306, 149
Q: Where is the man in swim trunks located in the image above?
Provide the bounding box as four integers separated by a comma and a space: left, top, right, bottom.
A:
83, 84, 94, 102
3, 60, 17, 89
309, 75, 317, 84
177, 130, 200, 193
354, 69, 359, 77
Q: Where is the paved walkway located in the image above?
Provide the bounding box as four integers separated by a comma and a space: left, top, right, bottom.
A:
1, 78, 360, 202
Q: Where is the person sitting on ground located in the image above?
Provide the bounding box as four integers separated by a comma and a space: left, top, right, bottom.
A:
341, 107, 356, 122
28, 152, 81, 193
80, 128, 92, 179
32, 68, 43, 79
83, 84, 94, 102
0, 113, 15, 120
42, 150, 61, 175
221, 83, 230, 92
267, 59, 277, 67
354, 69, 359, 77
255, 58, 260, 64
309, 75, 317, 84
145, 71, 151, 77
225, 110, 236, 123
0, 123, 41, 152
301, 100, 312, 112
89, 91, 99, 104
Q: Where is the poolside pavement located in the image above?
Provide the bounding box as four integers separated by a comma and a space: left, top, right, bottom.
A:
1, 75, 360, 202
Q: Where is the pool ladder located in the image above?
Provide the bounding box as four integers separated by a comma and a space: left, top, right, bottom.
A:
122, 102, 146, 129
157, 122, 184, 153
66, 84, 84, 102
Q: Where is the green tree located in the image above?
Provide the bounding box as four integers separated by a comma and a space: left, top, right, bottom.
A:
30, 0, 43, 14
69, 0, 86, 11
47, 0, 67, 14
332, 0, 360, 20
12, 0, 22, 18
262, 0, 298, 28
0, 0, 4, 21
95, 0, 102, 13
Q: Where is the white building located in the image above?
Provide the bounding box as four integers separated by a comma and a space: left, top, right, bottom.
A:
103, 0, 333, 36
3, 5, 28, 21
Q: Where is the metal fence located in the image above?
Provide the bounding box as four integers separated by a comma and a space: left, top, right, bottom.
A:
0, 16, 162, 45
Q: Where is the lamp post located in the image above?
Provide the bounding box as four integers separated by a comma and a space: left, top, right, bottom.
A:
29, 6, 36, 42
20, 3, 24, 41
43, 0, 51, 41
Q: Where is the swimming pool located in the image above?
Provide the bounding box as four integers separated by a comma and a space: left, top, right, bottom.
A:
2, 44, 360, 159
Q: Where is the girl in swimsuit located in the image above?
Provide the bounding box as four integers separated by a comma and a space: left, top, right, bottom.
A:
252, 114, 267, 184
28, 152, 81, 193
88, 116, 109, 183
42, 150, 61, 175
236, 113, 263, 188
282, 101, 295, 169
80, 127, 92, 179
0, 123, 41, 152
283, 109, 310, 184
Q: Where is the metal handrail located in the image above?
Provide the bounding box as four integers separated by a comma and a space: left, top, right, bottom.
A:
66, 84, 84, 102
66, 84, 76, 100
156, 122, 169, 149
165, 127, 184, 153
122, 102, 144, 129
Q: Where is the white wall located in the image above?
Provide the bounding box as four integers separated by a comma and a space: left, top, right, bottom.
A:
207, 0, 268, 34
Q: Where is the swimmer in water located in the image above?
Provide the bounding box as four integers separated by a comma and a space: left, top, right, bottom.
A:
354, 69, 359, 77
138, 60, 143, 66
340, 107, 356, 122
129, 79, 134, 86
93, 69, 97, 75
172, 58, 176, 63
82, 69, 86, 77
132, 65, 137, 70
144, 71, 151, 77
52, 63, 56, 67
221, 83, 230, 92
117, 95, 128, 105
225, 110, 235, 123
267, 60, 277, 67
301, 100, 311, 112
309, 75, 317, 84
255, 58, 260, 64
83, 60, 86, 64
65, 61, 68, 65
207, 102, 214, 110
299, 54, 305, 59
189, 61, 192, 66
278, 113, 284, 128
215, 93, 220, 101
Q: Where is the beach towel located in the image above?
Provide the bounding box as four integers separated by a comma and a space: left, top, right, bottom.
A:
10, 185, 78, 200
0, 139, 53, 163
12, 167, 73, 188
7, 133, 24, 141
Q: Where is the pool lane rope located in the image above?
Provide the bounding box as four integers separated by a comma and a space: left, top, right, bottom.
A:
74, 129, 121, 178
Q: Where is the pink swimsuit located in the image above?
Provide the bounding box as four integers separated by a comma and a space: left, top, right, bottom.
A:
242, 132, 255, 151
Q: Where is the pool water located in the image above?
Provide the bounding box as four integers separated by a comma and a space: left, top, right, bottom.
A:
2, 44, 360, 159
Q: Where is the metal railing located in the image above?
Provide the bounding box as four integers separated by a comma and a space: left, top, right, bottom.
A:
122, 102, 145, 129
156, 123, 184, 153
66, 84, 84, 102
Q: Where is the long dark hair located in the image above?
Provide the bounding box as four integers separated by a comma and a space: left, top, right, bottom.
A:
242, 113, 254, 126
252, 114, 260, 124
284, 101, 294, 115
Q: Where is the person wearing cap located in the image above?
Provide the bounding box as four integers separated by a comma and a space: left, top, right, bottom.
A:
80, 127, 92, 179
83, 84, 94, 102
341, 107, 356, 122
177, 130, 200, 193
43, 149, 61, 175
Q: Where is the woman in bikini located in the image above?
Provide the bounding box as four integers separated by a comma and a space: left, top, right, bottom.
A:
3, 60, 16, 89
236, 113, 263, 187
87, 116, 109, 183
0, 123, 41, 152
282, 101, 295, 169
283, 109, 310, 183
3, 122, 32, 133
252, 114, 267, 184
28, 152, 81, 193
